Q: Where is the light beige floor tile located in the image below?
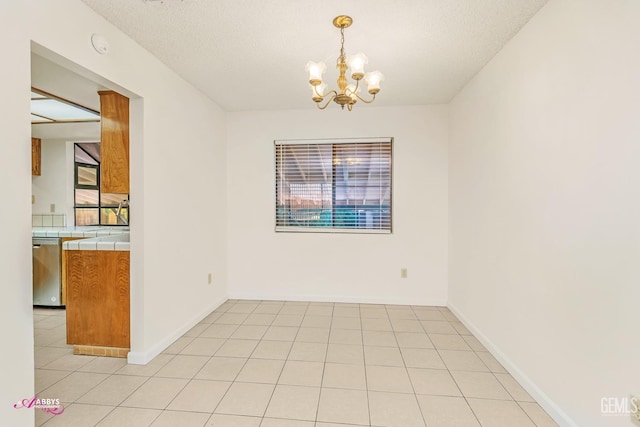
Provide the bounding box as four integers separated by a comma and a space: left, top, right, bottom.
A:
407, 368, 462, 396
215, 339, 259, 358
326, 343, 364, 364
440, 310, 459, 322
243, 312, 276, 326
401, 348, 446, 369
467, 398, 536, 427
151, 410, 210, 427
395, 332, 434, 349
41, 403, 113, 427
518, 402, 560, 427
368, 391, 425, 427
227, 303, 259, 313
495, 373, 535, 402
202, 311, 223, 323
413, 310, 446, 321
200, 324, 239, 339
42, 353, 96, 371
236, 359, 284, 384
475, 351, 507, 373
450, 371, 512, 400
195, 356, 246, 381
264, 384, 320, 421
420, 320, 458, 334
180, 337, 226, 356
462, 335, 486, 351
439, 350, 489, 372
331, 316, 362, 329
366, 365, 413, 393
391, 319, 423, 332
333, 306, 360, 317
166, 379, 231, 412
35, 369, 70, 393
250, 340, 292, 360
316, 423, 365, 427
364, 346, 404, 367
387, 309, 418, 320
271, 314, 303, 327
278, 360, 324, 387
185, 323, 210, 337
76, 356, 128, 374
263, 326, 298, 341
306, 306, 334, 316
215, 313, 250, 325
41, 371, 108, 403
322, 362, 367, 390
215, 382, 275, 417
121, 377, 188, 409
261, 418, 314, 426
451, 321, 472, 335
206, 414, 261, 426
416, 395, 481, 427
361, 318, 393, 331
362, 330, 397, 347
329, 329, 363, 345
230, 325, 268, 340
163, 336, 195, 354
288, 342, 327, 362
77, 374, 147, 405
253, 305, 283, 315
360, 308, 389, 319
295, 327, 330, 343
317, 388, 369, 425
279, 305, 307, 315
155, 355, 209, 378
301, 315, 332, 328
116, 354, 174, 377
96, 407, 161, 427
429, 333, 472, 350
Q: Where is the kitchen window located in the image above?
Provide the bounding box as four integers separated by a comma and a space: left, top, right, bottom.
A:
275, 138, 392, 233
74, 143, 129, 226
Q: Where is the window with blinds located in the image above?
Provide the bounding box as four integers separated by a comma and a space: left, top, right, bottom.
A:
275, 138, 392, 233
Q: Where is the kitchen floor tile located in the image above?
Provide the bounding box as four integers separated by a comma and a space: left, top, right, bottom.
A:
278, 360, 324, 387
115, 354, 174, 377
271, 314, 303, 327
326, 344, 364, 364
317, 388, 369, 425
322, 362, 367, 390
206, 414, 261, 426
366, 365, 413, 393
450, 371, 512, 400
329, 328, 363, 345
368, 391, 425, 427
41, 371, 108, 403
215, 339, 259, 358
179, 337, 225, 356
231, 325, 269, 340
288, 342, 327, 362
121, 377, 188, 409
154, 355, 209, 378
361, 317, 393, 331
150, 410, 211, 427
162, 336, 195, 354
420, 320, 458, 334
166, 379, 230, 412
35, 369, 70, 393
416, 395, 481, 427
467, 398, 536, 427
262, 326, 298, 341
250, 340, 292, 360
407, 368, 462, 396
264, 384, 320, 421
395, 332, 434, 349
331, 316, 362, 330
195, 356, 246, 381
214, 382, 275, 417
362, 330, 398, 347
200, 324, 239, 339
243, 314, 276, 326
96, 406, 161, 427
438, 349, 489, 372
77, 374, 147, 405
475, 351, 507, 373
401, 348, 446, 369
364, 345, 404, 367
235, 358, 284, 384
429, 333, 472, 350
295, 327, 330, 343
77, 356, 128, 374
41, 403, 113, 427
495, 373, 535, 401
301, 315, 332, 328
518, 402, 560, 426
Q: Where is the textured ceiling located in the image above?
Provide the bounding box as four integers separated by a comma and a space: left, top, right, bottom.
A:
80, 0, 549, 112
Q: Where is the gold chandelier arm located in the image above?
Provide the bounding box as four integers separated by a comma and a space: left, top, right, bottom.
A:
353, 92, 377, 104
315, 91, 338, 110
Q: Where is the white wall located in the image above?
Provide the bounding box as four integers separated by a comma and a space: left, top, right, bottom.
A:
31, 139, 72, 220
227, 106, 448, 305
0, 1, 34, 426
448, 1, 640, 426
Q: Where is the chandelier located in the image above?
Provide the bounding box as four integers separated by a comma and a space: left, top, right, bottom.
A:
306, 15, 383, 111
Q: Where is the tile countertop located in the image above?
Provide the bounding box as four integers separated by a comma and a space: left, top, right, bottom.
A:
63, 233, 130, 252
32, 227, 130, 252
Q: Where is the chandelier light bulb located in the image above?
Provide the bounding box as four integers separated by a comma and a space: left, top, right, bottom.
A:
306, 61, 326, 85
311, 83, 327, 102
365, 71, 384, 94
347, 53, 368, 80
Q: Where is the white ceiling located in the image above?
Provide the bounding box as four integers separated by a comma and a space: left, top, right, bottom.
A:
80, 0, 549, 112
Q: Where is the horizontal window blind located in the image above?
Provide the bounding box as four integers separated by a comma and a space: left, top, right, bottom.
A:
275, 138, 392, 233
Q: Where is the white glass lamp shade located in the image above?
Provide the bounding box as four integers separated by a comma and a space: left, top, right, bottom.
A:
346, 84, 359, 102
347, 53, 368, 80
365, 70, 384, 94
310, 83, 327, 102
306, 61, 326, 85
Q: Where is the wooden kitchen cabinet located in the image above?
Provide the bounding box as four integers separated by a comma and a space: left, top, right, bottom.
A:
98, 90, 129, 194
66, 250, 130, 351
31, 137, 41, 176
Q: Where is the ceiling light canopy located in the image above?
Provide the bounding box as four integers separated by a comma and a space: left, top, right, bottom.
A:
307, 15, 384, 111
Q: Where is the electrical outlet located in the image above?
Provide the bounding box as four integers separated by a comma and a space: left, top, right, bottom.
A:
208, 273, 213, 285
401, 268, 408, 279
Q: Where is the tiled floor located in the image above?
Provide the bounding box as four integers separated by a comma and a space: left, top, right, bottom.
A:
33, 301, 559, 427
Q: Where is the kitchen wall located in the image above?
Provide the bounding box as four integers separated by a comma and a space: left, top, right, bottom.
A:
448, 1, 640, 426
227, 106, 448, 305
31, 139, 73, 222
0, 1, 33, 425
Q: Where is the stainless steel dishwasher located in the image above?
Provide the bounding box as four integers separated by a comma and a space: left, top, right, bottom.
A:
32, 237, 63, 306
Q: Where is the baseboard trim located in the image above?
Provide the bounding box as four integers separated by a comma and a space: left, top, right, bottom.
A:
448, 303, 577, 427
228, 291, 447, 307
127, 295, 228, 365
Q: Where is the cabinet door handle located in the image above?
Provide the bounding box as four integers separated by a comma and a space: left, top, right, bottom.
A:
33, 245, 41, 249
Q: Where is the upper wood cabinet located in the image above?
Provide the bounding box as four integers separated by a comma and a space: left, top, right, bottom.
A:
98, 90, 129, 194
31, 137, 41, 176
